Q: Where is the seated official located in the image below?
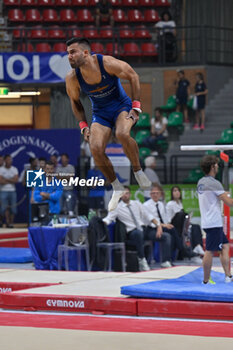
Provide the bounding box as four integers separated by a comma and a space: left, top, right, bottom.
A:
34, 161, 63, 215
143, 183, 195, 260
103, 186, 158, 271
166, 186, 204, 256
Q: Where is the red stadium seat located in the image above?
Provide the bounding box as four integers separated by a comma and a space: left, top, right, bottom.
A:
99, 26, 113, 39
4, 0, 20, 5
76, 9, 94, 22
37, 0, 53, 5
8, 9, 24, 22
42, 9, 59, 23
83, 25, 99, 39
144, 9, 160, 22
13, 26, 26, 38
122, 0, 137, 6
106, 42, 120, 56
141, 42, 158, 56
72, 28, 82, 37
89, 0, 99, 5
71, 0, 87, 5
20, 0, 37, 5
113, 9, 127, 22
138, 0, 154, 6
25, 9, 41, 23
48, 26, 66, 39
91, 42, 105, 54
54, 42, 67, 52
36, 42, 52, 52
30, 27, 48, 39
110, 0, 121, 6
134, 25, 151, 39
128, 9, 144, 22
119, 25, 134, 39
55, 0, 70, 5
18, 42, 34, 52
154, 0, 170, 6
60, 9, 76, 22
123, 42, 141, 56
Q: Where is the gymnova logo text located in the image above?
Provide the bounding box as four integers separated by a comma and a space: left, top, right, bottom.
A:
46, 299, 85, 308
0, 287, 12, 293
26, 169, 105, 188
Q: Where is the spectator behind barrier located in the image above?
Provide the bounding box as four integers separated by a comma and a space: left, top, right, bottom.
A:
155, 10, 176, 63
95, 0, 114, 27
34, 161, 63, 215
142, 107, 168, 150
0, 154, 19, 228
57, 153, 76, 215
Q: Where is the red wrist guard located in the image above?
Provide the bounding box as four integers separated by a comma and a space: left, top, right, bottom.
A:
79, 121, 89, 134
132, 100, 142, 113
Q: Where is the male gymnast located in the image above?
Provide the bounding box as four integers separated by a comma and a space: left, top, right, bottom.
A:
66, 38, 151, 211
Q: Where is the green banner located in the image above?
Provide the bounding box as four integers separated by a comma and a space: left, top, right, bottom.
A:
130, 183, 233, 217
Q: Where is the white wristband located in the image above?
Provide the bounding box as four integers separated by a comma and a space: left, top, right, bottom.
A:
133, 107, 142, 113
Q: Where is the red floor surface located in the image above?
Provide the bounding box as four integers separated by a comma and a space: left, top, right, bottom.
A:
0, 312, 233, 338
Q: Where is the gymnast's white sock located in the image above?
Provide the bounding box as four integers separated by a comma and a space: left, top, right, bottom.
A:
108, 179, 125, 212
111, 178, 124, 191
134, 169, 152, 190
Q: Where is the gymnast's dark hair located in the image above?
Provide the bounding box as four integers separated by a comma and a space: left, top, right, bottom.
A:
66, 38, 91, 52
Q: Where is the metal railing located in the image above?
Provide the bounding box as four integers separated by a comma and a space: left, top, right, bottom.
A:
0, 25, 232, 66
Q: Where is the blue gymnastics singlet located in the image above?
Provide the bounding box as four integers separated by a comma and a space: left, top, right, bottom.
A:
75, 54, 132, 128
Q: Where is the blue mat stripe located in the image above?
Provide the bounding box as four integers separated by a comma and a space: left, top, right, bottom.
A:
0, 248, 33, 263
121, 268, 233, 302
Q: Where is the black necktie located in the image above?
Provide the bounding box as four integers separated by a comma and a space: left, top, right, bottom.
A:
127, 204, 141, 230
156, 203, 164, 224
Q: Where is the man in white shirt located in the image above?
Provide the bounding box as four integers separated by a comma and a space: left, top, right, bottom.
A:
143, 183, 185, 262
197, 155, 233, 284
57, 153, 76, 215
0, 155, 19, 228
103, 186, 159, 271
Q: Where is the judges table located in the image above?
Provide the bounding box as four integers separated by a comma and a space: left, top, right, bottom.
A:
28, 226, 87, 271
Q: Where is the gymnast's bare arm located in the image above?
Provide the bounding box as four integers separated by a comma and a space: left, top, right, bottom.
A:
103, 55, 140, 102
66, 70, 90, 141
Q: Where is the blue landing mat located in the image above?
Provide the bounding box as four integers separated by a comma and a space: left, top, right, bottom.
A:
0, 248, 33, 263
121, 268, 233, 302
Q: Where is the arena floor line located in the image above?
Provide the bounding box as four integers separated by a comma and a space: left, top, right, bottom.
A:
1, 312, 233, 350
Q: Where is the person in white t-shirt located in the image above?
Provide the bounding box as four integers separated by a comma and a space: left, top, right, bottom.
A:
142, 108, 168, 151
156, 11, 176, 35
197, 155, 233, 284
0, 155, 19, 228
155, 11, 176, 63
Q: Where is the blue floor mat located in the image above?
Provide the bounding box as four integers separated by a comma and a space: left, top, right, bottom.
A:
0, 248, 33, 263
121, 267, 233, 302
